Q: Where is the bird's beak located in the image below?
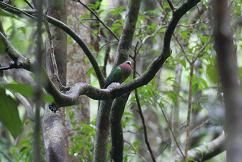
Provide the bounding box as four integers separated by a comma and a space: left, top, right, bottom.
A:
131, 63, 134, 69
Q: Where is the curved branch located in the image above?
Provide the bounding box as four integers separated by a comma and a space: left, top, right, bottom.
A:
0, 0, 201, 106
176, 132, 225, 162
0, 1, 105, 87
45, 15, 105, 86
0, 32, 27, 62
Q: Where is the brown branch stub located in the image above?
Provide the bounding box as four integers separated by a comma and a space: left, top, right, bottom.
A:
166, 0, 176, 12
0, 32, 32, 70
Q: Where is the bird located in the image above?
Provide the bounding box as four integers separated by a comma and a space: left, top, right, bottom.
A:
104, 61, 132, 88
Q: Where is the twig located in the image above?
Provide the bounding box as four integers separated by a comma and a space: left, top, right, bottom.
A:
166, 0, 176, 12
0, 150, 12, 162
184, 63, 194, 162
192, 38, 211, 62
102, 44, 110, 77
0, 0, 201, 105
159, 106, 185, 159
134, 89, 156, 162
173, 34, 191, 64
33, 0, 43, 161
0, 1, 105, 87
0, 32, 25, 62
44, 17, 67, 91
23, 0, 34, 9
75, 0, 119, 41
0, 2, 35, 18
0, 65, 13, 70
141, 25, 166, 44
133, 41, 156, 162
124, 140, 147, 161
176, 132, 225, 161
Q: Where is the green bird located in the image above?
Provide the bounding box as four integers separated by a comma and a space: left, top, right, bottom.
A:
104, 61, 132, 88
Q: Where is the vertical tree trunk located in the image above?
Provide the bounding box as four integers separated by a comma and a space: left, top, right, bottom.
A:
42, 1, 69, 162
213, 1, 242, 162
66, 0, 90, 124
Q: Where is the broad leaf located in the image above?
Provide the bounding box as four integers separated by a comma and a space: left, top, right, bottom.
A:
0, 89, 23, 138
206, 64, 219, 84
3, 83, 34, 97
2, 83, 54, 103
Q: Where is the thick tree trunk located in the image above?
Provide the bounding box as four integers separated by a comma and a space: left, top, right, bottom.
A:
66, 0, 90, 124
42, 1, 69, 162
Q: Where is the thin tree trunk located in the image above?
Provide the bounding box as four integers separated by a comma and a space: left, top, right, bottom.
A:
171, 64, 182, 155
213, 0, 242, 162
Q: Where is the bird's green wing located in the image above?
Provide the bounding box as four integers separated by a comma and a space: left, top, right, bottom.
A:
105, 66, 122, 87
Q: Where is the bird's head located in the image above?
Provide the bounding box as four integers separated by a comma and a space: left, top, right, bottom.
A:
125, 61, 132, 68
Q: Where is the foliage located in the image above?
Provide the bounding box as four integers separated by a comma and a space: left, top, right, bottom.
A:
0, 0, 241, 161
0, 88, 22, 138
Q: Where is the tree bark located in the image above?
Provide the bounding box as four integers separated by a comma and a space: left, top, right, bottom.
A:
66, 0, 90, 124
42, 0, 69, 162
213, 0, 242, 162
176, 132, 225, 162
109, 0, 142, 161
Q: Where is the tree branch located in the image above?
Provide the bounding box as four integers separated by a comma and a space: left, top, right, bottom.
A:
108, 0, 142, 161
114, 0, 141, 65
135, 89, 156, 162
166, 0, 176, 12
110, 93, 130, 162
75, 0, 119, 41
0, 1, 105, 87
0, 0, 201, 107
93, 99, 113, 162
0, 32, 28, 62
176, 132, 225, 162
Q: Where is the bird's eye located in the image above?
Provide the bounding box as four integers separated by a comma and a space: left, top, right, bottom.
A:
126, 61, 131, 65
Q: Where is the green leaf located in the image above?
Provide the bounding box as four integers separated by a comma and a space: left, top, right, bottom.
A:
238, 67, 242, 82
2, 83, 54, 103
87, 67, 95, 77
3, 83, 34, 97
206, 64, 219, 83
0, 37, 6, 54
165, 91, 177, 103
0, 9, 15, 17
43, 94, 54, 103
109, 6, 126, 15
0, 89, 23, 138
